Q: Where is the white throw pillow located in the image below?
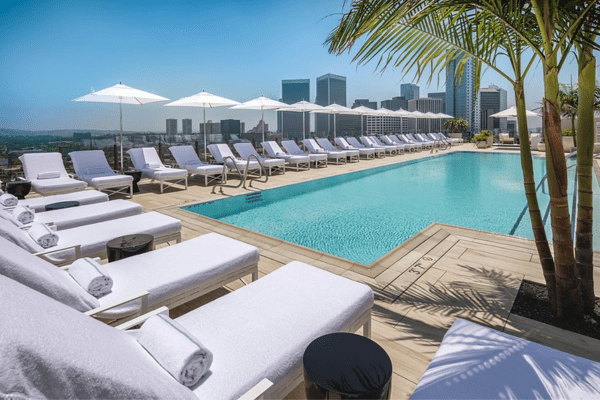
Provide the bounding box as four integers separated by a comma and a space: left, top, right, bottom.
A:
37, 171, 61, 180
144, 163, 162, 169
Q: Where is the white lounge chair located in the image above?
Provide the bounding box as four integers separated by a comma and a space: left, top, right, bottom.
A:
439, 132, 464, 144
69, 150, 133, 198
207, 143, 262, 178
372, 135, 405, 154
360, 136, 397, 156
234, 142, 286, 176
0, 212, 181, 265
499, 133, 515, 144
0, 189, 109, 213
19, 153, 87, 196
0, 261, 373, 399
262, 141, 310, 171
302, 138, 347, 165
394, 134, 424, 151
316, 138, 359, 163
0, 199, 141, 230
169, 145, 225, 186
346, 136, 386, 158
411, 318, 600, 399
335, 137, 375, 159
281, 140, 328, 168
127, 148, 188, 193
0, 232, 258, 324
388, 134, 419, 152
407, 133, 434, 149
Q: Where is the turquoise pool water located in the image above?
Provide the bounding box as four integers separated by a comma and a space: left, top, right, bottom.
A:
183, 152, 600, 264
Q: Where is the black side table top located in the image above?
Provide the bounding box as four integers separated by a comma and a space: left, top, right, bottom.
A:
303, 332, 393, 399
45, 201, 80, 211
106, 233, 154, 262
6, 180, 32, 200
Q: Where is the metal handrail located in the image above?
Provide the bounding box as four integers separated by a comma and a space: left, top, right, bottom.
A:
430, 138, 449, 153
243, 154, 268, 189
212, 156, 244, 194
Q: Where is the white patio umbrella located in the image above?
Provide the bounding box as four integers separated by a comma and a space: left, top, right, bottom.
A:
230, 97, 288, 153
164, 91, 239, 160
394, 108, 413, 134
276, 101, 324, 141
424, 112, 439, 133
310, 103, 357, 139
409, 110, 427, 133
369, 108, 398, 134
490, 105, 539, 118
351, 106, 376, 136
72, 83, 169, 171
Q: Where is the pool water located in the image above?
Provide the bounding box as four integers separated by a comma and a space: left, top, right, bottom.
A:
183, 152, 600, 265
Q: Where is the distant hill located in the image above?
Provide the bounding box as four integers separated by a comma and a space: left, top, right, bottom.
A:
0, 129, 160, 137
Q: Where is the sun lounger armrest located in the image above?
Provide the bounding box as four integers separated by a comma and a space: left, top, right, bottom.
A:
68, 173, 78, 179
115, 306, 170, 331
34, 244, 81, 261
85, 290, 149, 319
237, 378, 274, 400
18, 176, 27, 181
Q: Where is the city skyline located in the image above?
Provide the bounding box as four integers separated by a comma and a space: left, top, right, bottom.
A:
1, 0, 577, 133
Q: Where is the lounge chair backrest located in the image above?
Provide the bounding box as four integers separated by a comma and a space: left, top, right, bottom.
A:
316, 138, 336, 151
380, 136, 391, 145
207, 143, 236, 163
281, 140, 304, 155
233, 142, 260, 160
169, 145, 201, 168
334, 137, 351, 149
263, 141, 288, 157
0, 218, 43, 253
397, 134, 410, 143
302, 139, 323, 153
0, 236, 99, 311
0, 274, 197, 399
69, 150, 114, 178
372, 136, 385, 146
346, 137, 365, 148
19, 153, 69, 181
127, 147, 165, 170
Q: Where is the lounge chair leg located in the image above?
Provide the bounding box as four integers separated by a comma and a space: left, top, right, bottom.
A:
129, 183, 133, 198
363, 318, 372, 338
252, 270, 258, 281
160, 181, 164, 193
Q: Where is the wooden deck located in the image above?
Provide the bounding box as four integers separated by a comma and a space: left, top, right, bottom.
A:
124, 145, 600, 399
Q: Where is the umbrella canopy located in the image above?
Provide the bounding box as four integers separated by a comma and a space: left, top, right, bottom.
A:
231, 97, 288, 152
164, 91, 239, 160
276, 101, 324, 141
310, 103, 357, 138
490, 106, 539, 118
351, 106, 376, 135
73, 84, 169, 171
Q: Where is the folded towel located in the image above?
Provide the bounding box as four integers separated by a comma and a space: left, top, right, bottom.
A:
37, 171, 61, 180
68, 258, 113, 297
0, 193, 18, 207
144, 163, 162, 169
12, 205, 35, 224
27, 223, 59, 248
275, 152, 287, 157
137, 314, 213, 387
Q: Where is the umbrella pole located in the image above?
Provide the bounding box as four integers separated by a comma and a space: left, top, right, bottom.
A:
302, 111, 305, 141
361, 115, 363, 136
204, 108, 207, 161
261, 108, 265, 154
334, 113, 336, 139
119, 98, 123, 172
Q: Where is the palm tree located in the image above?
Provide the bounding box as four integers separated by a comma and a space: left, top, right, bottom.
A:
442, 117, 468, 133
327, 0, 599, 317
559, 83, 578, 140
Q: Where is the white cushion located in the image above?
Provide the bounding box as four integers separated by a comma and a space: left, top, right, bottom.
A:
31, 177, 87, 196
0, 236, 99, 312
19, 153, 68, 182
0, 219, 43, 253
37, 171, 61, 180
144, 163, 162, 169
0, 275, 196, 399
85, 167, 109, 175
19, 190, 109, 213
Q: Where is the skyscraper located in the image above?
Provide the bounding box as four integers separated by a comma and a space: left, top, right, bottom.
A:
479, 85, 508, 132
220, 119, 241, 140
182, 119, 192, 135
408, 98, 443, 132
316, 73, 349, 135
446, 56, 480, 133
427, 92, 446, 114
381, 96, 408, 111
277, 79, 310, 138
401, 83, 420, 101
352, 99, 377, 109
166, 119, 177, 135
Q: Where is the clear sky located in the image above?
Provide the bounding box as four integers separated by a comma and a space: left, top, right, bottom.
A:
1, 0, 580, 133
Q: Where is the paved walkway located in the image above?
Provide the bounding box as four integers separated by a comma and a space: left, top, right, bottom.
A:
126, 144, 600, 399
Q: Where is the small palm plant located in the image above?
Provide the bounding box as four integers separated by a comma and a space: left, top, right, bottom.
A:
443, 117, 468, 133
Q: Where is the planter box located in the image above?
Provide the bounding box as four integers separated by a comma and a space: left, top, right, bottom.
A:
476, 141, 488, 149
562, 136, 574, 152
448, 133, 463, 139
487, 137, 493, 146
537, 142, 546, 152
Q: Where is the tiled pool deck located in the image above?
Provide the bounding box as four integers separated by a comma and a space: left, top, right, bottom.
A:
126, 145, 600, 399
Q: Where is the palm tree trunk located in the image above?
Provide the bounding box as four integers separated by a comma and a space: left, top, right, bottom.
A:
571, 117, 577, 147
575, 41, 596, 312
515, 83, 557, 311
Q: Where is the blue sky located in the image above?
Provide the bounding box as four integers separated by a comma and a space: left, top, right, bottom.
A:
1, 0, 580, 132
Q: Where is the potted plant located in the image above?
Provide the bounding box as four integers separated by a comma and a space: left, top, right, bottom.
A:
537, 137, 546, 152
561, 129, 575, 152
443, 117, 468, 139
472, 130, 492, 148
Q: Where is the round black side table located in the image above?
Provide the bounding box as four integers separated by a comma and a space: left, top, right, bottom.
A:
124, 170, 142, 193
45, 201, 80, 211
106, 234, 154, 262
6, 181, 32, 199
303, 332, 392, 399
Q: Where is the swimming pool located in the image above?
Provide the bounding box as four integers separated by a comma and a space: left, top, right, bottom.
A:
183, 152, 600, 265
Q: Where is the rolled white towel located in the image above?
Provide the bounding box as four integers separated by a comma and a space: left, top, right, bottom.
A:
137, 314, 213, 387
27, 223, 59, 248
0, 193, 18, 207
12, 204, 35, 224
68, 258, 113, 298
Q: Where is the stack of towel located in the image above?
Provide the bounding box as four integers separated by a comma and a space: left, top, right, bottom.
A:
68, 258, 113, 297
27, 223, 59, 248
12, 205, 35, 224
137, 314, 213, 387
0, 190, 18, 207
